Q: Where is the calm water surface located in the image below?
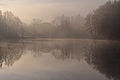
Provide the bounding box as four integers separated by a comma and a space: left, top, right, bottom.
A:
0, 39, 119, 80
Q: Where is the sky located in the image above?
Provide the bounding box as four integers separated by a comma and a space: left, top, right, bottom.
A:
0, 0, 108, 23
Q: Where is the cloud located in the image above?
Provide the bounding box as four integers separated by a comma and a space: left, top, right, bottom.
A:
0, 3, 6, 6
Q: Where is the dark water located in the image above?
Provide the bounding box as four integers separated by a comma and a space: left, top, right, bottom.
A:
0, 39, 119, 80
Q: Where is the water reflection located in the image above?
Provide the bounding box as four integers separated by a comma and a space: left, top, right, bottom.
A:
86, 41, 120, 80
0, 43, 24, 67
0, 40, 119, 80
25, 40, 89, 61
0, 40, 89, 67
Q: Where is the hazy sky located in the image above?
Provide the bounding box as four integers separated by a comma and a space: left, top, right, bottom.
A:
0, 0, 108, 23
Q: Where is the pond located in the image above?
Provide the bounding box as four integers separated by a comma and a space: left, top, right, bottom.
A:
0, 39, 119, 80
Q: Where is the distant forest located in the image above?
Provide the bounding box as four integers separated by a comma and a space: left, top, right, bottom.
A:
0, 0, 120, 40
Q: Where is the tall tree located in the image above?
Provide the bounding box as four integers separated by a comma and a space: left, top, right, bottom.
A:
86, 0, 120, 40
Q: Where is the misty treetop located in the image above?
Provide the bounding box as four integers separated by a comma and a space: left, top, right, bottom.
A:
0, 11, 87, 40
0, 11, 24, 40
26, 15, 87, 38
86, 0, 120, 40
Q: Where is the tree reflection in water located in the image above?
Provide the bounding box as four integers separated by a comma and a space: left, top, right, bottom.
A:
0, 40, 89, 67
0, 40, 120, 80
0, 43, 24, 67
86, 41, 120, 80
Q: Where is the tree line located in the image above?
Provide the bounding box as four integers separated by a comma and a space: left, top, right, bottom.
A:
23, 15, 88, 39
0, 11, 89, 40
0, 0, 120, 40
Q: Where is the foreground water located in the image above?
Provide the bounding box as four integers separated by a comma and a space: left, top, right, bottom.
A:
0, 39, 119, 80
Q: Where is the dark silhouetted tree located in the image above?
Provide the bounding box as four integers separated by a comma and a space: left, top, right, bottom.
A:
86, 0, 120, 40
